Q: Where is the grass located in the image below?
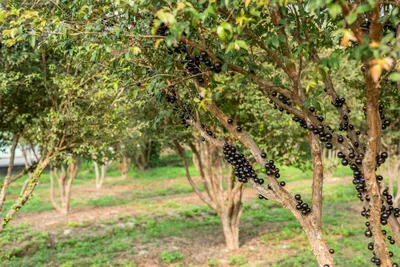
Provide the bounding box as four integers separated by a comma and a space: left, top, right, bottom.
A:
1, 160, 399, 266
1, 187, 400, 266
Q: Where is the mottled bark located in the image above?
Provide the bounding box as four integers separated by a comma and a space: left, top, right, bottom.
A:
118, 155, 131, 179
94, 159, 111, 189
174, 139, 243, 250
49, 159, 80, 215
364, 72, 391, 264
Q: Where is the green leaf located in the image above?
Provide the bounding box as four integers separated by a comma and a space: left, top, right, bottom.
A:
346, 13, 358, 24
271, 36, 279, 48
328, 3, 342, 19
29, 35, 36, 48
217, 26, 227, 41
388, 72, 400, 82
236, 40, 248, 50
356, 3, 372, 13
225, 42, 234, 53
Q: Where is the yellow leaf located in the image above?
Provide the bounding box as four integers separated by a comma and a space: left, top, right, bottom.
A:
154, 39, 163, 49
369, 41, 380, 48
177, 2, 185, 10
340, 30, 356, 48
370, 64, 382, 83
245, 0, 251, 8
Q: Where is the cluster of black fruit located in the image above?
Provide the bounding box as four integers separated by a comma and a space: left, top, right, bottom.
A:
165, 88, 177, 104
337, 149, 363, 171
365, 226, 397, 266
263, 159, 285, 186
308, 123, 334, 149
308, 106, 325, 122
295, 194, 311, 215
379, 104, 391, 130
376, 151, 388, 168
350, 168, 367, 201
182, 51, 223, 82
178, 104, 192, 127
292, 116, 308, 129
28, 161, 37, 173
269, 91, 293, 113
332, 96, 346, 107
223, 143, 264, 185
362, 104, 391, 130
338, 116, 358, 133
201, 124, 217, 138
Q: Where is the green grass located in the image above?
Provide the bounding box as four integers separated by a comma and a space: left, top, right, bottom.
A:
161, 250, 184, 263
2, 192, 400, 266
2, 160, 399, 266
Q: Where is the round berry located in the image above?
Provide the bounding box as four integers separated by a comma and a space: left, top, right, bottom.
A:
325, 142, 333, 149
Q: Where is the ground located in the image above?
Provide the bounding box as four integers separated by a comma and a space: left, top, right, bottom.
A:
0, 163, 399, 267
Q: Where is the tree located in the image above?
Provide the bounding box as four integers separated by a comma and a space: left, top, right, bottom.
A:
140, 1, 400, 265
0, 4, 140, 227
2, 1, 400, 265
49, 156, 80, 215
174, 133, 244, 250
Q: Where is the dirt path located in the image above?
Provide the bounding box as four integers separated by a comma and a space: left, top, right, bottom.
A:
11, 175, 353, 232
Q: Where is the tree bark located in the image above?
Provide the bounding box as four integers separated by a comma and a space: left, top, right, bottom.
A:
0, 134, 20, 213
364, 67, 391, 264
175, 138, 243, 250
118, 155, 131, 179
49, 167, 63, 213
0, 152, 52, 233
93, 161, 100, 188
50, 160, 80, 215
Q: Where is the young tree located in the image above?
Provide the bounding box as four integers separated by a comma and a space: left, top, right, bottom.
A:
49, 157, 80, 215
175, 134, 244, 250
0, 4, 139, 228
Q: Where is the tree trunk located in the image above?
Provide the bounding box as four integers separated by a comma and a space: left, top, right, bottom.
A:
221, 215, 240, 250
175, 139, 243, 250
301, 218, 334, 266
0, 151, 52, 232
0, 134, 20, 213
94, 158, 111, 189
50, 160, 80, 215
118, 155, 131, 179
364, 62, 391, 264
93, 161, 100, 188
49, 167, 63, 214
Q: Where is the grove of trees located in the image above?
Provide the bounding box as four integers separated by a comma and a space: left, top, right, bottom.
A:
1, 0, 400, 266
